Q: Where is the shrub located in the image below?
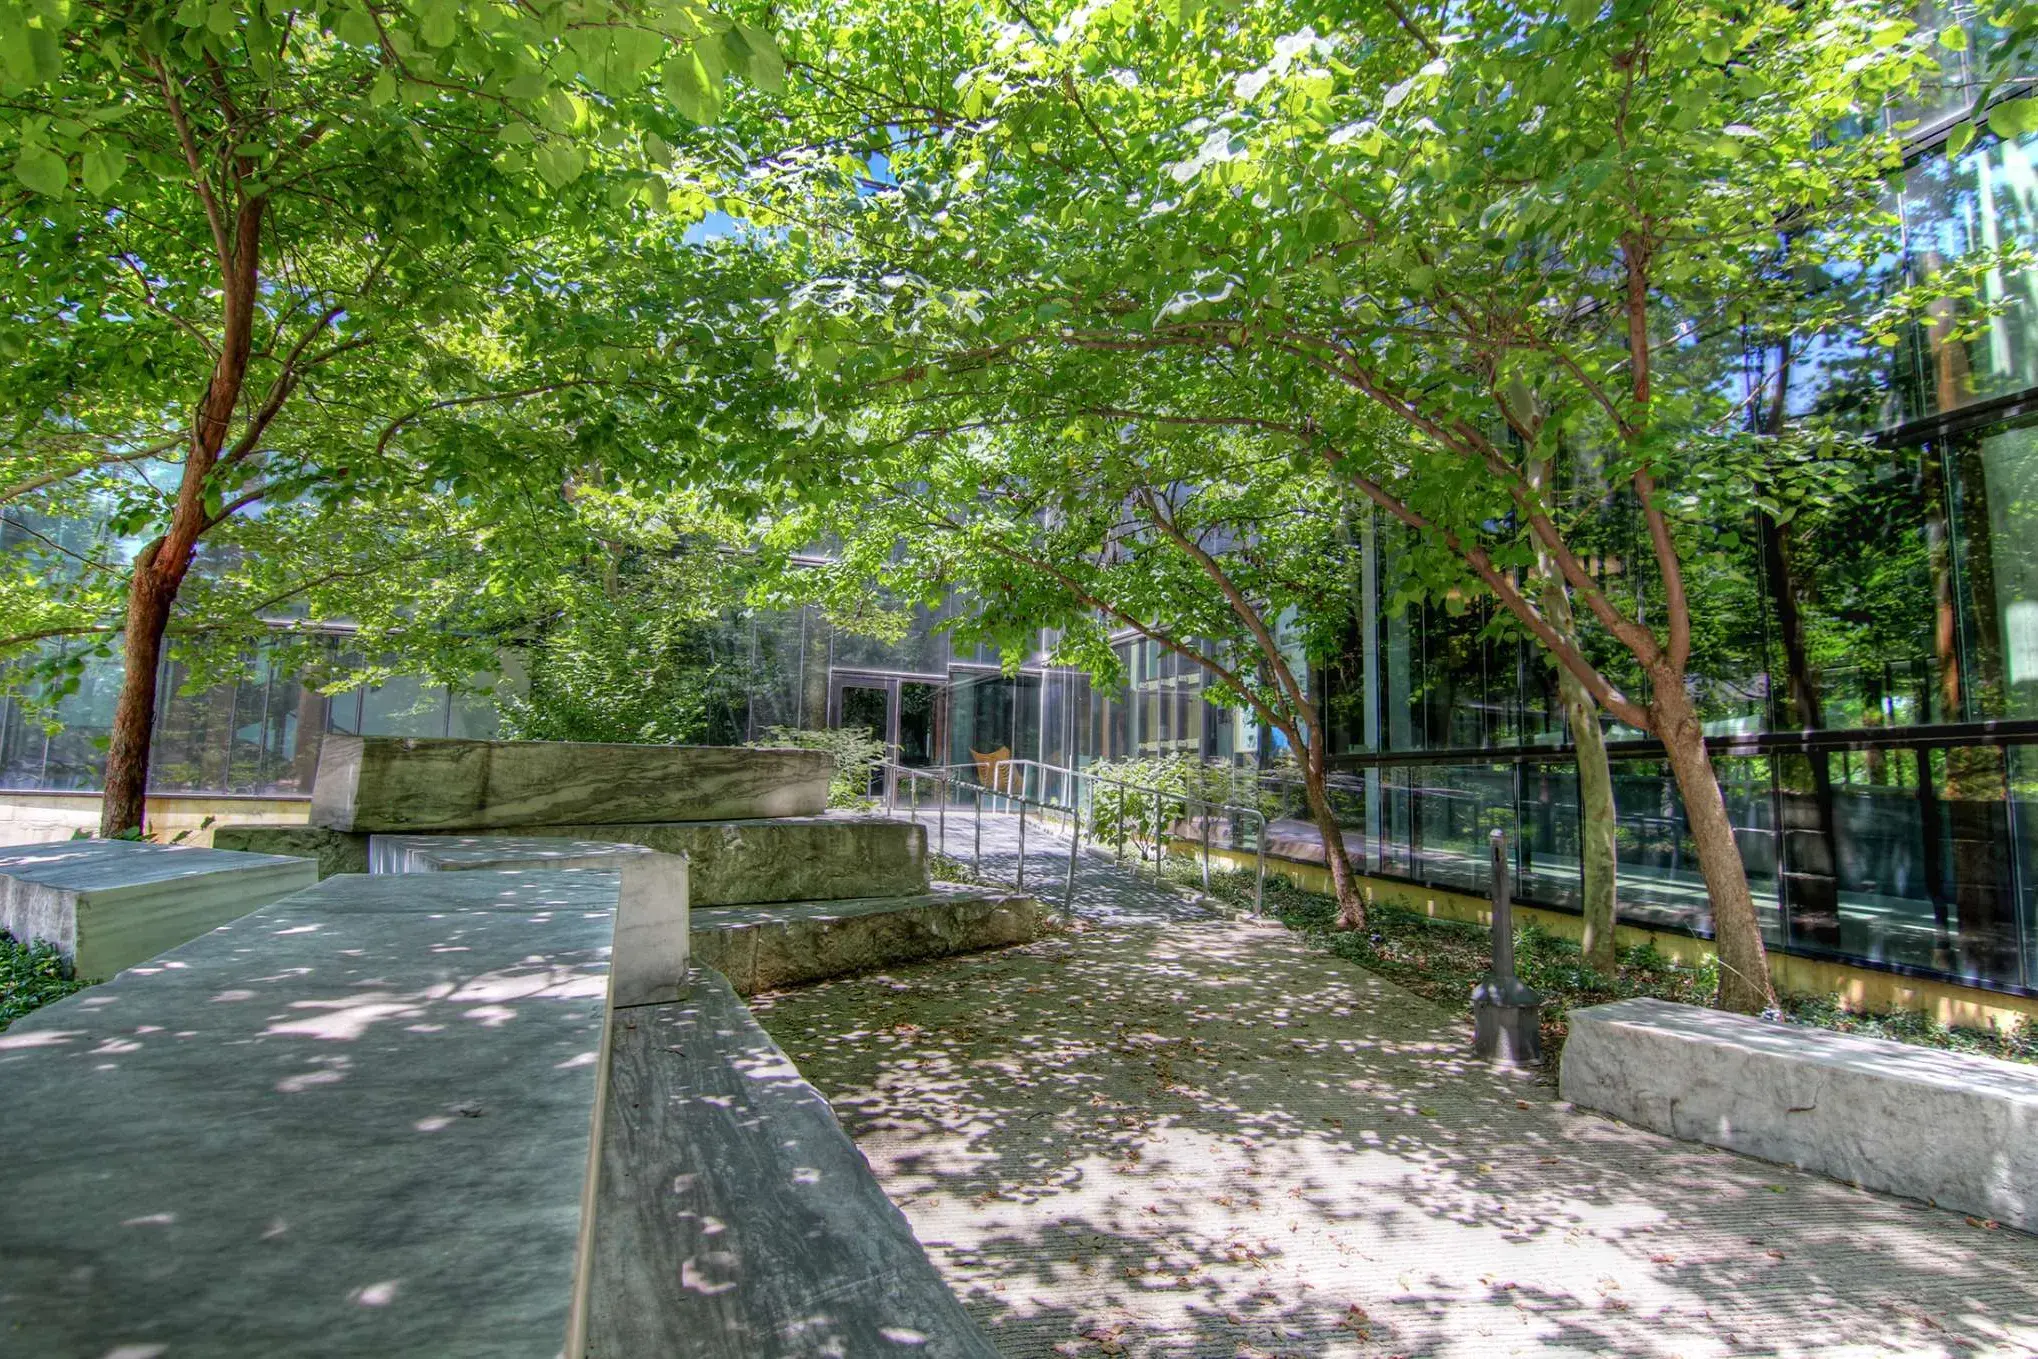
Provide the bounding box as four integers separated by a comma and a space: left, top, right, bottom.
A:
754, 725, 887, 809
1, 932, 86, 1033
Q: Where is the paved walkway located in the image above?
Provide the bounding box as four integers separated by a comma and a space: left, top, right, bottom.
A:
749, 820, 2038, 1359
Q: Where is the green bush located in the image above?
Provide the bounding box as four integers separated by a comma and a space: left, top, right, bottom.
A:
754, 725, 887, 809
1, 932, 87, 1033
1084, 756, 1274, 860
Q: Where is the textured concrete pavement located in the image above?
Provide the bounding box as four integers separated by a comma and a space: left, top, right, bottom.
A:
751, 915, 2038, 1358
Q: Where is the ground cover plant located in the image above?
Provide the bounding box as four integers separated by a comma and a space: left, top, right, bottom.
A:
0, 931, 85, 1033
1176, 863, 2037, 1070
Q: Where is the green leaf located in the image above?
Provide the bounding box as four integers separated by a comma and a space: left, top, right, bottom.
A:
1947, 120, 1977, 157
733, 24, 784, 93
1701, 36, 1730, 64
533, 140, 586, 188
81, 142, 126, 196
13, 142, 68, 196
207, 0, 236, 36
1940, 24, 1970, 51
662, 51, 721, 124
419, 0, 457, 50
1988, 95, 2038, 139
335, 5, 378, 46
369, 67, 396, 105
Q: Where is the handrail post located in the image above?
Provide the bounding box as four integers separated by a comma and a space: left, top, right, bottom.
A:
937, 770, 946, 862
1016, 794, 1027, 891
973, 782, 982, 877
1152, 789, 1164, 882
1200, 793, 1211, 893
1254, 814, 1266, 917
1112, 777, 1125, 861
1063, 793, 1080, 919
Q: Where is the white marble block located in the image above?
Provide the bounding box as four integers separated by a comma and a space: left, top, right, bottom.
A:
369, 834, 689, 1009
309, 736, 832, 832
1561, 997, 2038, 1232
0, 839, 317, 980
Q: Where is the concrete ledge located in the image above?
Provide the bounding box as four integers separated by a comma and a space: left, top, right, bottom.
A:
372, 835, 691, 1010
1560, 997, 2038, 1232
220, 815, 927, 908
693, 887, 1046, 996
591, 966, 996, 1357
0, 839, 317, 980
0, 870, 617, 1356
310, 736, 831, 832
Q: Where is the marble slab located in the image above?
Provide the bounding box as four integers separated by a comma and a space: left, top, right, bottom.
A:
310, 737, 831, 832
1561, 997, 2038, 1233
212, 823, 370, 876
590, 967, 997, 1357
691, 887, 1045, 995
0, 870, 618, 1356
371, 835, 690, 1009
0, 838, 316, 980
218, 815, 926, 908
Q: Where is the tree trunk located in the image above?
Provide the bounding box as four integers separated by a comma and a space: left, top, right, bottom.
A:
98, 547, 176, 837
1564, 665, 1619, 974
1651, 677, 1773, 1013
1532, 560, 1618, 974
1299, 749, 1365, 930
96, 192, 265, 837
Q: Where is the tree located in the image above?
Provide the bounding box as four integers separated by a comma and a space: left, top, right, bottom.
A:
494, 486, 761, 745
768, 419, 1376, 927
1, 0, 781, 834
740, 0, 1973, 1012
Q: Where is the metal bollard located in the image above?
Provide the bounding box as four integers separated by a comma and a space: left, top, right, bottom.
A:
1472, 829, 1543, 1065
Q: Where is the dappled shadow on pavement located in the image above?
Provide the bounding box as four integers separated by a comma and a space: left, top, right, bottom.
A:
751, 919, 2038, 1358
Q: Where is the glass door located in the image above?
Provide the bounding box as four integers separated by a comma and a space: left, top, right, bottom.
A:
836, 682, 892, 797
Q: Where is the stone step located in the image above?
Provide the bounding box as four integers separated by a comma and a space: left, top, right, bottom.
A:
216, 814, 928, 908
0, 870, 618, 1356
0, 838, 316, 981
592, 967, 997, 1357
310, 736, 831, 832
692, 887, 1046, 995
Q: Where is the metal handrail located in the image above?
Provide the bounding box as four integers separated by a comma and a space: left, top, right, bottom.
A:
990, 757, 1267, 916
879, 760, 1084, 919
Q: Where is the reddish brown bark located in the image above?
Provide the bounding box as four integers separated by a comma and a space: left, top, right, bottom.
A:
98, 193, 266, 837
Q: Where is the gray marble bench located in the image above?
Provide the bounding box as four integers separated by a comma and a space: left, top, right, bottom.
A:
0, 838, 316, 980
0, 870, 618, 1356
312, 735, 833, 831
1561, 997, 2038, 1232
368, 834, 690, 1008
2, 841, 1000, 1355
217, 814, 929, 907
693, 886, 1044, 995
591, 967, 997, 1357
